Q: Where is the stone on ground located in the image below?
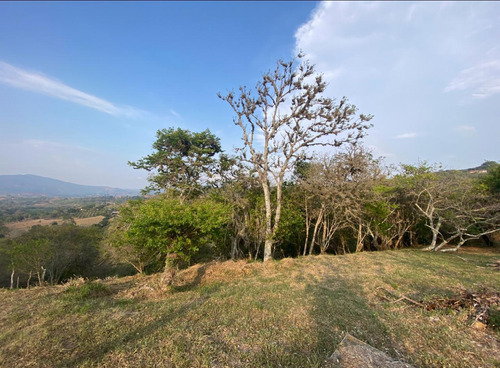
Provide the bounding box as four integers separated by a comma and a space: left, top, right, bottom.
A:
323, 333, 415, 368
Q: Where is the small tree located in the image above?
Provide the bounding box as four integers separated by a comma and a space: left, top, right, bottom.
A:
109, 195, 230, 284
10, 224, 102, 286
10, 237, 51, 287
219, 54, 372, 261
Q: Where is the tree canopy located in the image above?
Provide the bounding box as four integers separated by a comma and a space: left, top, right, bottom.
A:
128, 127, 226, 198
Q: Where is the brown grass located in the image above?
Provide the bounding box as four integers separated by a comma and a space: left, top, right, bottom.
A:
0, 247, 499, 367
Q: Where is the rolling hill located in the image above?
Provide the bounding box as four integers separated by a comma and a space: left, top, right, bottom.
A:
0, 174, 139, 197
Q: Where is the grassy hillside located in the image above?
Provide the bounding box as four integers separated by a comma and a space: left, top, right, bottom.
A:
1, 249, 499, 368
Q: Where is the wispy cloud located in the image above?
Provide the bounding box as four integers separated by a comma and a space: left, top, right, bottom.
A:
394, 132, 418, 139
406, 3, 420, 22
169, 109, 180, 118
444, 60, 500, 98
23, 139, 99, 153
0, 61, 145, 117
456, 125, 476, 132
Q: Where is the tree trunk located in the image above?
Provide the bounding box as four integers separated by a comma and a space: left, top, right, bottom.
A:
162, 253, 179, 286
340, 236, 347, 255
320, 220, 328, 253
309, 206, 324, 255
230, 236, 238, 260
41, 266, 46, 285
10, 268, 14, 290
262, 180, 274, 262
263, 238, 273, 262
356, 223, 365, 252
27, 271, 32, 289
303, 198, 310, 256
36, 271, 42, 287
424, 218, 442, 251
439, 235, 466, 252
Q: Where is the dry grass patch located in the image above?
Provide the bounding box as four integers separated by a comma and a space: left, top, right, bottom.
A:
5, 216, 105, 237
0, 248, 499, 367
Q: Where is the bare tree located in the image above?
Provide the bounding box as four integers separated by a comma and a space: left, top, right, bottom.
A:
398, 164, 500, 251
433, 175, 500, 251
219, 54, 372, 261
302, 147, 385, 253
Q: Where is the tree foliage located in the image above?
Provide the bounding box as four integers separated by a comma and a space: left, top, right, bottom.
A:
128, 127, 227, 198
9, 224, 101, 286
108, 195, 230, 281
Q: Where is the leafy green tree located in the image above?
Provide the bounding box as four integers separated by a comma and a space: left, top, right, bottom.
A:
481, 162, 500, 194
109, 195, 230, 283
10, 237, 51, 287
9, 224, 102, 286
106, 200, 164, 274
128, 127, 228, 199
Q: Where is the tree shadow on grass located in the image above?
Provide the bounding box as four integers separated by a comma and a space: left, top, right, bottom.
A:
172, 263, 209, 293
54, 288, 215, 368
307, 277, 393, 363
293, 258, 416, 367
241, 259, 398, 367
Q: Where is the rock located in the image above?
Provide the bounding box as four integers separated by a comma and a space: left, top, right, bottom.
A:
323, 334, 415, 368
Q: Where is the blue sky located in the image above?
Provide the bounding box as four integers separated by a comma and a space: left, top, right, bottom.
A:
0, 2, 499, 189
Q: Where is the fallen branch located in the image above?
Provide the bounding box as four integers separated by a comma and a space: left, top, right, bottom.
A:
375, 287, 425, 308
392, 296, 425, 308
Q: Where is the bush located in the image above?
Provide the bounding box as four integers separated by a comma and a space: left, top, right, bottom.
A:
107, 195, 231, 272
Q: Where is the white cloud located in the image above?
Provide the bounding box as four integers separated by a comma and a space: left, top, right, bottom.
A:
444, 60, 500, 98
294, 2, 500, 94
394, 132, 418, 139
293, 1, 500, 170
0, 61, 145, 117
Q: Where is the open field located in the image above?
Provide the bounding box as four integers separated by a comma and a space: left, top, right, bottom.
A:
4, 216, 105, 238
0, 248, 499, 368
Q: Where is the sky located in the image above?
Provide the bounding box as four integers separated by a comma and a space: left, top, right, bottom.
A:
0, 2, 499, 189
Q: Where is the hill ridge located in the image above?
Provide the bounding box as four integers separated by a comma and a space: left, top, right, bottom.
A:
0, 174, 139, 197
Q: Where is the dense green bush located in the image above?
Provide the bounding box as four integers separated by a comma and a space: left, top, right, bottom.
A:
107, 195, 231, 273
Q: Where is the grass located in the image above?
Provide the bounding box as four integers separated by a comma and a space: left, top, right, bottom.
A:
0, 247, 499, 367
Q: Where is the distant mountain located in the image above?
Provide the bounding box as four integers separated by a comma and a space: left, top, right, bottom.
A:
465, 161, 498, 172
0, 175, 140, 197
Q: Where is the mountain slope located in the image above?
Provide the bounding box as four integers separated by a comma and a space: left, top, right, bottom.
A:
0, 174, 139, 197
